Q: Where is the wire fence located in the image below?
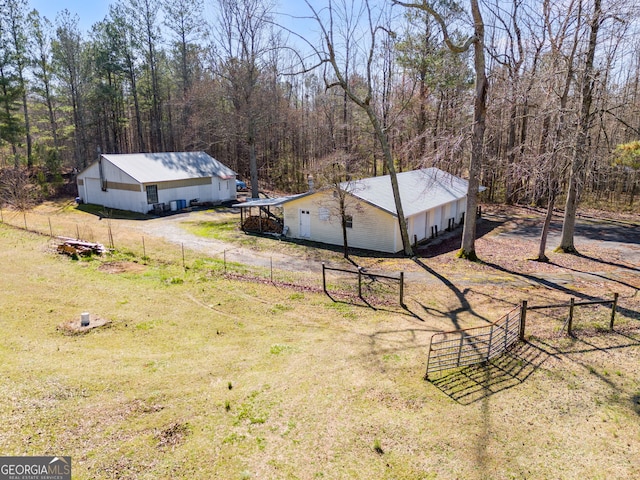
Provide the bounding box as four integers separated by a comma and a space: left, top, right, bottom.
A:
321, 263, 405, 307
0, 208, 407, 306
425, 306, 523, 380
425, 294, 629, 380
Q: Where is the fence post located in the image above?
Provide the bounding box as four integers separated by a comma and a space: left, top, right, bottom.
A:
142, 236, 146, 259
48, 218, 53, 238
358, 268, 362, 298
456, 334, 465, 368
322, 263, 327, 295
567, 297, 575, 336
519, 301, 527, 340
182, 243, 185, 271
504, 313, 509, 350
425, 337, 432, 380
399, 272, 405, 308
609, 292, 619, 330
487, 324, 494, 361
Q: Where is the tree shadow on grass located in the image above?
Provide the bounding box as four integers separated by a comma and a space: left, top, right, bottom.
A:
428, 341, 549, 405
413, 258, 492, 329
415, 216, 504, 258
323, 290, 424, 320
547, 258, 640, 291
566, 251, 640, 274
481, 260, 639, 320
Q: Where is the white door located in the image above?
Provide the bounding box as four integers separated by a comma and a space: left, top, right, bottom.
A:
300, 209, 311, 238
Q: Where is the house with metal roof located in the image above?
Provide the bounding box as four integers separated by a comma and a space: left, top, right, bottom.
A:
262, 168, 474, 253
76, 152, 236, 214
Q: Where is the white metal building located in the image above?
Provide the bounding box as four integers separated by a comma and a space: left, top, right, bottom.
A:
76, 152, 236, 214
278, 168, 475, 253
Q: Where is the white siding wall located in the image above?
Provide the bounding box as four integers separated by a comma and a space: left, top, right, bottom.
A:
155, 178, 235, 206
443, 201, 457, 230
210, 178, 235, 202
282, 192, 471, 253
84, 178, 147, 212
429, 206, 442, 236
78, 159, 237, 214
410, 212, 427, 242
78, 161, 147, 213
284, 191, 399, 253
457, 198, 467, 223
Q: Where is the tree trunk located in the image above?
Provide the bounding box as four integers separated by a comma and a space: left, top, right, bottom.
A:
536, 178, 557, 262
459, 0, 487, 261
249, 118, 259, 199
559, 0, 601, 253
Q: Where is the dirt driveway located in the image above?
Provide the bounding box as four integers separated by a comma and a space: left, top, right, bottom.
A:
129, 205, 640, 290
130, 211, 325, 273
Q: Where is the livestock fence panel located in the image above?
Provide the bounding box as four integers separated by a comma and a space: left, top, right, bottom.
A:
321, 263, 405, 308
425, 306, 522, 380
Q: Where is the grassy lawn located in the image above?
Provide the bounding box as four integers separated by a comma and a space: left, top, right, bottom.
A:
1, 208, 639, 479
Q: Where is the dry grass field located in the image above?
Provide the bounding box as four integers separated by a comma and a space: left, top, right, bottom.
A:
0, 202, 639, 479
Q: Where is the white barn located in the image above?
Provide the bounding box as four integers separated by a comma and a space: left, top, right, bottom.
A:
76, 152, 237, 214
278, 168, 476, 253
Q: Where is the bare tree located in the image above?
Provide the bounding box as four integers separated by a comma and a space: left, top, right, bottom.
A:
124, 0, 164, 151
558, 0, 602, 253
301, 0, 414, 256
0, 166, 38, 211
312, 154, 366, 258
533, 0, 583, 261
210, 0, 275, 199
395, 0, 487, 260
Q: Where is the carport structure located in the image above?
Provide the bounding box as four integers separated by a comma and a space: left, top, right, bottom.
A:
232, 195, 303, 234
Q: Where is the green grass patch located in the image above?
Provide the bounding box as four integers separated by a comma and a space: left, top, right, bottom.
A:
1, 219, 640, 480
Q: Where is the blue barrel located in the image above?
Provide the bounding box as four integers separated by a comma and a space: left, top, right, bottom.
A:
178, 199, 187, 209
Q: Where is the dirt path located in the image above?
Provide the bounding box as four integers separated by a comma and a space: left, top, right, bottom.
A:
129, 213, 328, 273
127, 207, 640, 290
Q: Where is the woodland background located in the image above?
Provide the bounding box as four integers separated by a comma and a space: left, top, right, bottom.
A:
0, 0, 639, 210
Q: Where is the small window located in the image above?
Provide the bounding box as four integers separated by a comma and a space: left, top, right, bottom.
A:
146, 185, 158, 204
345, 215, 353, 228
319, 207, 329, 221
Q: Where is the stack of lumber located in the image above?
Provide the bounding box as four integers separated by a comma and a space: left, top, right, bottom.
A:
57, 237, 107, 256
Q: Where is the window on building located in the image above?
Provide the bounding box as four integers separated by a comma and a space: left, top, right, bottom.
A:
319, 207, 329, 221
345, 215, 353, 228
146, 185, 158, 204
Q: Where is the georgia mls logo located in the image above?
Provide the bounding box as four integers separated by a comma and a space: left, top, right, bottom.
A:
0, 456, 71, 480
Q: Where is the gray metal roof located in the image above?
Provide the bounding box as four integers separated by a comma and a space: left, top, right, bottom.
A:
232, 194, 308, 208
343, 168, 472, 217
233, 168, 476, 217
101, 152, 236, 183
